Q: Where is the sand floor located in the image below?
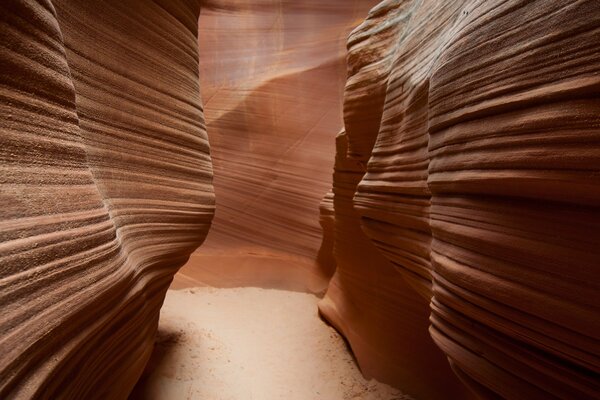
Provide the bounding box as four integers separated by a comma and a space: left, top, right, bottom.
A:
130, 287, 412, 400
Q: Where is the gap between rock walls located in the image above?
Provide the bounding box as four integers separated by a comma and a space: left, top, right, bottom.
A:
0, 1, 599, 399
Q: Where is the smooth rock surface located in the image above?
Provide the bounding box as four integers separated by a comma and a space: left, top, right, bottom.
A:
427, 1, 600, 398
318, 2, 473, 399
2, 0, 599, 399
0, 1, 214, 398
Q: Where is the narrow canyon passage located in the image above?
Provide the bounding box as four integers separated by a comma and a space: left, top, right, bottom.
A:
129, 4, 415, 398
175, 1, 378, 293
1, 1, 599, 400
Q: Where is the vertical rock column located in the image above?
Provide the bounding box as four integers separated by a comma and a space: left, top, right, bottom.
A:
0, 0, 214, 398
176, 0, 379, 293
354, 0, 468, 300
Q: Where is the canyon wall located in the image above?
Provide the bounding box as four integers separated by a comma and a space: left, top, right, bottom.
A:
0, 1, 214, 398
2, 0, 599, 399
321, 0, 600, 399
318, 2, 473, 398
173, 0, 379, 292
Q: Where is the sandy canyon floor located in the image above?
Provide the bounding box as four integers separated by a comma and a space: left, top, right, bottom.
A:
130, 287, 412, 400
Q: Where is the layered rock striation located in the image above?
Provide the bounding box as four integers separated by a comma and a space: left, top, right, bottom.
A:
2, 0, 599, 399
318, 2, 472, 398
0, 0, 214, 398
321, 0, 600, 399
427, 1, 600, 398
174, 0, 379, 292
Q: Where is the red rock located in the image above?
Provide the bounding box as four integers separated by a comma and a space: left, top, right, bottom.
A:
319, 3, 472, 398
2, 0, 599, 399
324, 0, 600, 398
0, 1, 214, 398
428, 1, 600, 398
175, 0, 379, 293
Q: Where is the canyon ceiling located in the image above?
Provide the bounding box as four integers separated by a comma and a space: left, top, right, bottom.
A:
1, 0, 599, 399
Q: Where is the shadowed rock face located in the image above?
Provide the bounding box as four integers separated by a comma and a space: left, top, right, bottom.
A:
428, 2, 600, 398
321, 0, 600, 399
317, 3, 473, 398
0, 1, 214, 398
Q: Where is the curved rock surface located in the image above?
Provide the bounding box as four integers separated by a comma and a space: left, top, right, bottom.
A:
428, 1, 600, 398
322, 0, 600, 399
2, 0, 599, 399
173, 0, 379, 293
0, 1, 214, 398
318, 2, 472, 398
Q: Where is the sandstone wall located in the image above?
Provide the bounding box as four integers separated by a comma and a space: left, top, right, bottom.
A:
318, 2, 473, 398
2, 0, 599, 399
321, 0, 600, 399
0, 1, 214, 398
173, 0, 379, 293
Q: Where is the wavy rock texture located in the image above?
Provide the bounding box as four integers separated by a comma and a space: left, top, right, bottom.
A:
324, 0, 600, 399
427, 1, 600, 398
353, 0, 467, 300
0, 1, 214, 398
318, 2, 472, 398
173, 0, 379, 293
319, 129, 472, 399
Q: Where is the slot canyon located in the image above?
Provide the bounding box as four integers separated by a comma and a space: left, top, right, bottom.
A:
0, 0, 599, 399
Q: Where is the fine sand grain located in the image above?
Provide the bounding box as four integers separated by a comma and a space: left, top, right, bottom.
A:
130, 287, 412, 400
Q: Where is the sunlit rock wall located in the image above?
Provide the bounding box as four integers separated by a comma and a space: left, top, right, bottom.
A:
174, 0, 379, 293
0, 1, 214, 398
322, 0, 600, 399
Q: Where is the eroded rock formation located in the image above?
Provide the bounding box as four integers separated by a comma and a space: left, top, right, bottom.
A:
0, 0, 214, 398
173, 0, 379, 292
2, 0, 599, 399
318, 3, 473, 398
321, 0, 600, 399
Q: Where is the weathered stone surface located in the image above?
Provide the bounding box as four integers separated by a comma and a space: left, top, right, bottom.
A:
317, 3, 472, 398
318, 129, 471, 399
322, 0, 600, 399
0, 1, 214, 398
2, 0, 599, 399
428, 1, 600, 398
174, 0, 379, 292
